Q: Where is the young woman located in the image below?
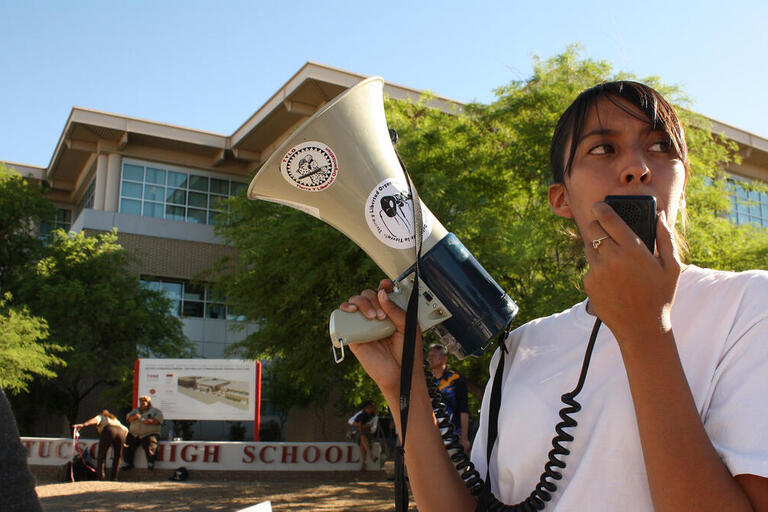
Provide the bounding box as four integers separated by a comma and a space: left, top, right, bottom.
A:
74, 409, 128, 481
340, 82, 768, 511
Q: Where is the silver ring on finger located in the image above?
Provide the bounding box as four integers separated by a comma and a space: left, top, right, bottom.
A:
591, 235, 611, 250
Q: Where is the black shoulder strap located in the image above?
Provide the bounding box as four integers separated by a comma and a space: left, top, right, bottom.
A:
394, 151, 423, 512
476, 339, 508, 512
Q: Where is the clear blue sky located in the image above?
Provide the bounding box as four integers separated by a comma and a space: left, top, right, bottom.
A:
2, 0, 766, 168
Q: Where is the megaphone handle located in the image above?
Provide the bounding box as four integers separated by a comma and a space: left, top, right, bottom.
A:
329, 310, 397, 348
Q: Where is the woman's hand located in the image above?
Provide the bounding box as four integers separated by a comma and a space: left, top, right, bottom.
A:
343, 281, 476, 512
339, 279, 424, 397
583, 202, 682, 348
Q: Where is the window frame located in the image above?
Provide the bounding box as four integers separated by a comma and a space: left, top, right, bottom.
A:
119, 158, 248, 226
140, 276, 237, 321
727, 174, 768, 228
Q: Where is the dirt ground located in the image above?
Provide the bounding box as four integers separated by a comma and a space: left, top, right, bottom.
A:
32, 463, 408, 512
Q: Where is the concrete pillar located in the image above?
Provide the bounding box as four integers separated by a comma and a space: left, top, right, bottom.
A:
104, 153, 121, 212
94, 154, 107, 211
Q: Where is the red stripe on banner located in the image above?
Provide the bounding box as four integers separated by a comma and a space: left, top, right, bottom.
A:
132, 358, 140, 409
254, 361, 262, 442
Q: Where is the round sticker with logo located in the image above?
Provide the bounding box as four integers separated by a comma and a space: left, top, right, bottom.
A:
280, 141, 339, 192
365, 178, 432, 249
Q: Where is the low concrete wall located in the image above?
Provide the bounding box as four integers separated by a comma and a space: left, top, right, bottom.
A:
22, 437, 383, 472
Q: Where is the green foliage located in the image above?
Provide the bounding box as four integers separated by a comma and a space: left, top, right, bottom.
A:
0, 164, 193, 430
215, 46, 768, 415
0, 293, 67, 393
681, 118, 768, 270
12, 229, 194, 425
0, 164, 64, 396
215, 195, 380, 413
0, 164, 54, 290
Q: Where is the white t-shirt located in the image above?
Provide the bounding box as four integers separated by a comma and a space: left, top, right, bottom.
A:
470, 265, 768, 510
95, 415, 128, 435
348, 410, 379, 433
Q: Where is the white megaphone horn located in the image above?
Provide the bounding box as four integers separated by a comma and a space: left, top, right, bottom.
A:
248, 77, 518, 362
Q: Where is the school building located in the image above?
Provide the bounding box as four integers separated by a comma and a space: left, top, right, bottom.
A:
4, 62, 768, 441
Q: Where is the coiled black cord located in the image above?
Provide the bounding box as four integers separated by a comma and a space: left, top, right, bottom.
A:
426, 317, 603, 511
426, 364, 486, 496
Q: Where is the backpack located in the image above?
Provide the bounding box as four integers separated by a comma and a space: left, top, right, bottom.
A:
58, 451, 98, 482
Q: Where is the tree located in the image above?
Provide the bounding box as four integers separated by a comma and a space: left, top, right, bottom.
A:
215, 47, 768, 416
0, 164, 53, 291
0, 164, 65, 396
0, 293, 66, 393
12, 229, 194, 427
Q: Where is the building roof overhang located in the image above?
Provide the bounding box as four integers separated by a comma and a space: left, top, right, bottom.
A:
706, 118, 768, 180
41, 62, 464, 198
46, 108, 232, 192
11, 61, 768, 198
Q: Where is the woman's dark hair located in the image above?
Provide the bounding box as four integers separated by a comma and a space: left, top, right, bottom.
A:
100, 409, 116, 420
549, 81, 691, 255
550, 81, 689, 184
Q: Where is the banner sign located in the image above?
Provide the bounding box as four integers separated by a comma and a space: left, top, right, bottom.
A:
135, 359, 259, 422
22, 438, 382, 471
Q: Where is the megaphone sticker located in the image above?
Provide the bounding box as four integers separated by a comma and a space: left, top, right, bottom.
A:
365, 178, 433, 249
280, 141, 339, 192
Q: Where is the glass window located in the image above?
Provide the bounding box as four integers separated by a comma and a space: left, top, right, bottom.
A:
166, 188, 186, 205
168, 171, 188, 188
728, 176, 768, 229
144, 184, 165, 202
146, 167, 166, 185
143, 201, 164, 218
140, 279, 162, 292
189, 191, 207, 208
123, 164, 144, 181
56, 209, 72, 225
39, 208, 72, 241
209, 195, 228, 210
187, 208, 206, 224
122, 182, 143, 199
182, 301, 204, 317
141, 276, 244, 321
206, 302, 226, 319
39, 220, 52, 236
167, 300, 181, 315
161, 281, 183, 299
230, 182, 247, 196
78, 179, 96, 216
184, 282, 204, 302
208, 210, 226, 225
210, 178, 228, 195
119, 161, 247, 226
165, 205, 185, 221
120, 198, 141, 216
189, 175, 208, 191
226, 305, 247, 321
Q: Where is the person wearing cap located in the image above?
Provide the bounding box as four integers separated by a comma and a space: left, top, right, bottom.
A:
121, 395, 163, 471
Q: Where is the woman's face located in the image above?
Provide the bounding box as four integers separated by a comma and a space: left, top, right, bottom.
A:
548, 95, 687, 238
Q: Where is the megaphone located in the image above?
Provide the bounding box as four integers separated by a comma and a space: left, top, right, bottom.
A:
248, 77, 518, 362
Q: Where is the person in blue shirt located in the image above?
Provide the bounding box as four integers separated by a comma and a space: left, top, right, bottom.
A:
427, 343, 470, 452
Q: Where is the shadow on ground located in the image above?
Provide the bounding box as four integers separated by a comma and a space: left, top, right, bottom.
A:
33, 464, 404, 512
